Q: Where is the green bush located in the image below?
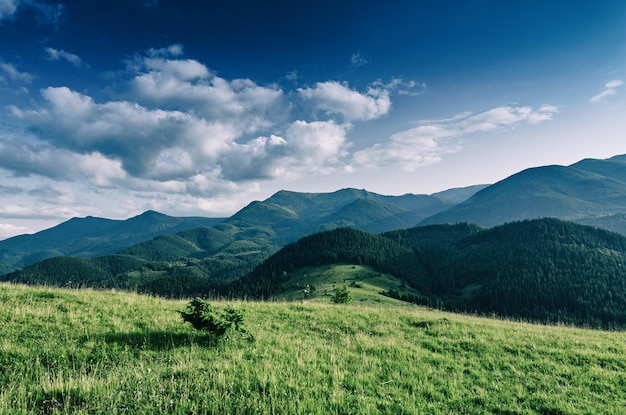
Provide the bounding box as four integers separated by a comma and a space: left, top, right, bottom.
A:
331, 285, 352, 304
180, 298, 252, 340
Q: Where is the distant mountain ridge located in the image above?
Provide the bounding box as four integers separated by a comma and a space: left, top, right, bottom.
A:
0, 211, 224, 274
420, 155, 626, 231
226, 188, 456, 242
1, 187, 471, 294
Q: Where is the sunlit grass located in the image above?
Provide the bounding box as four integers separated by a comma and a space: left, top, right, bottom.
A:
277, 263, 421, 305
1, 282, 625, 414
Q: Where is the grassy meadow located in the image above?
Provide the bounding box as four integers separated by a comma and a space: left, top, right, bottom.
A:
1, 281, 626, 414
275, 264, 422, 304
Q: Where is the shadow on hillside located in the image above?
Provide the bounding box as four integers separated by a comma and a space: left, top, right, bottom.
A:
83, 331, 217, 350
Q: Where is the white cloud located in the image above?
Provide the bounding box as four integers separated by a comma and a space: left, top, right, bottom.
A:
0, 62, 33, 83
218, 120, 351, 181
590, 79, 624, 103
130, 54, 285, 133
298, 81, 391, 121
10, 86, 245, 179
374, 78, 427, 96
8, 47, 413, 197
0, 133, 126, 185
282, 120, 351, 173
5, 43, 519, 227
45, 47, 85, 67
8, 83, 347, 186
146, 43, 184, 58
353, 105, 559, 171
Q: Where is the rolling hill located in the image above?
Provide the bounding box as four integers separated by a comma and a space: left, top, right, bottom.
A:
236, 219, 626, 328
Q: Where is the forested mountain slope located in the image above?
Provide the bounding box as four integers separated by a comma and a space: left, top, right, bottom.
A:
238, 219, 626, 328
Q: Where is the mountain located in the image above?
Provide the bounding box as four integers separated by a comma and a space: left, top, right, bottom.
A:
1, 187, 469, 294
235, 219, 626, 328
429, 184, 490, 204
224, 188, 452, 244
0, 211, 224, 275
420, 155, 626, 233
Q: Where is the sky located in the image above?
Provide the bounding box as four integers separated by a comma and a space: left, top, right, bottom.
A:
0, 0, 625, 239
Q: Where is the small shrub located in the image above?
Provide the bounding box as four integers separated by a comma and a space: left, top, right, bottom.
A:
331, 285, 352, 304
179, 298, 253, 340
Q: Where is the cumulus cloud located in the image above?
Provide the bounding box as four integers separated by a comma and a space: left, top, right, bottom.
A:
7, 62, 347, 187
45, 47, 85, 67
298, 81, 391, 121
129, 52, 286, 133
590, 79, 624, 103
12, 42, 556, 224
6, 46, 430, 200
218, 120, 351, 181
277, 120, 350, 176
0, 133, 126, 185
353, 105, 559, 171
10, 86, 241, 179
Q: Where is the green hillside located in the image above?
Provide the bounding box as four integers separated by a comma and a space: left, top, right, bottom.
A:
1, 283, 625, 414
239, 219, 626, 328
256, 263, 424, 305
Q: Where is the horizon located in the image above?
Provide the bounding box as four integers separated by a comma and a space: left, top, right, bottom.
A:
1, 1, 625, 238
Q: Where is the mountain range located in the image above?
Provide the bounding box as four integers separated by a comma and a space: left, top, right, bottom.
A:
0, 211, 223, 275
421, 154, 626, 228
3, 153, 626, 327
0, 186, 485, 275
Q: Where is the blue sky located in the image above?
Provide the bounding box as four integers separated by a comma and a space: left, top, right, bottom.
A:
0, 0, 625, 238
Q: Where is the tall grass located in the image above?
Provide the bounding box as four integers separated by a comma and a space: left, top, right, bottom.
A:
1, 282, 625, 414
